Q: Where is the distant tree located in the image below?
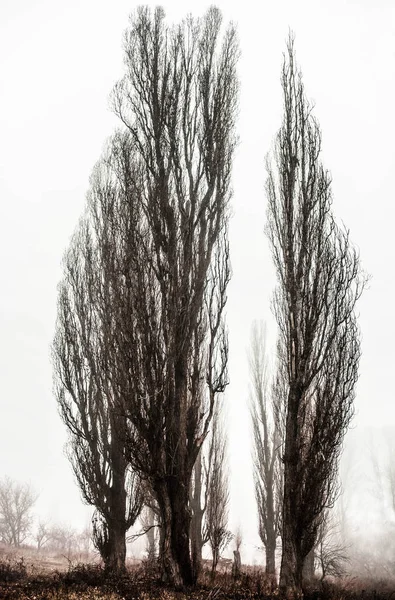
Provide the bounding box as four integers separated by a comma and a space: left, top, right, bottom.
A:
234, 526, 243, 554
249, 321, 283, 576
190, 404, 229, 580
266, 35, 366, 596
315, 509, 349, 581
369, 430, 395, 521
336, 443, 357, 544
34, 521, 52, 551
231, 526, 242, 579
47, 525, 77, 557
140, 505, 157, 561
78, 523, 93, 557
204, 405, 232, 577
387, 450, 395, 516
126, 490, 161, 561
0, 477, 37, 547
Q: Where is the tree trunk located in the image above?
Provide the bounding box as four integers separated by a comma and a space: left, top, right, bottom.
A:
104, 523, 127, 574
265, 478, 277, 577
158, 361, 195, 586
146, 506, 156, 560
104, 441, 128, 575
190, 451, 204, 581
169, 476, 194, 585
280, 519, 303, 598
155, 478, 193, 587
302, 549, 315, 584
211, 547, 219, 579
232, 550, 241, 579
158, 515, 164, 563
279, 389, 303, 598
265, 535, 276, 577
190, 512, 203, 580
160, 503, 182, 586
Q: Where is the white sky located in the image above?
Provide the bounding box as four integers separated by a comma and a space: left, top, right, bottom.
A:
0, 0, 394, 563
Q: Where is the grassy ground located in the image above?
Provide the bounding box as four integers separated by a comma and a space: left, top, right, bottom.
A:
0, 546, 394, 599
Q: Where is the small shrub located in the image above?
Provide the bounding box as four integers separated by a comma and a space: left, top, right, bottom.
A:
140, 555, 161, 579
0, 555, 27, 582
61, 561, 106, 585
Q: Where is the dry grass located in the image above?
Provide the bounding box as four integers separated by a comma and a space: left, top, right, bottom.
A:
0, 546, 395, 599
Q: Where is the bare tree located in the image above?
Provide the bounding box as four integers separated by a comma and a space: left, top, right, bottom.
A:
234, 526, 242, 554
0, 477, 37, 547
231, 527, 242, 579
315, 510, 349, 581
106, 6, 238, 586
265, 35, 366, 596
53, 166, 143, 574
53, 4, 237, 585
34, 521, 52, 551
140, 505, 157, 561
190, 403, 228, 580
369, 429, 395, 522
78, 523, 93, 557
204, 405, 232, 577
336, 443, 357, 545
47, 524, 79, 559
249, 321, 283, 576
46, 522, 93, 558
386, 446, 395, 516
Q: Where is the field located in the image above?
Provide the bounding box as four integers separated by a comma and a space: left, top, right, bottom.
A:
1, 545, 395, 600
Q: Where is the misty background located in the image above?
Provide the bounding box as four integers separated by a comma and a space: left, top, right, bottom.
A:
0, 0, 394, 564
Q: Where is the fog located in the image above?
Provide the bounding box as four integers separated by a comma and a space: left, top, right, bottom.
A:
0, 0, 394, 579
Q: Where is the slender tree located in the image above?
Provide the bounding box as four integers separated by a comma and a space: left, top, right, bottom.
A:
249, 322, 283, 577
266, 36, 366, 596
189, 399, 230, 580
53, 160, 143, 574
315, 509, 349, 581
107, 6, 238, 586
139, 505, 157, 563
53, 5, 237, 584
204, 404, 232, 577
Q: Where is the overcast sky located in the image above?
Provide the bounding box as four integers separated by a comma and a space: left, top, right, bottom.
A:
0, 0, 394, 562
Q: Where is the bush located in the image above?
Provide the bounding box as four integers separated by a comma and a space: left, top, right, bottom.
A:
0, 555, 27, 582
60, 561, 106, 586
